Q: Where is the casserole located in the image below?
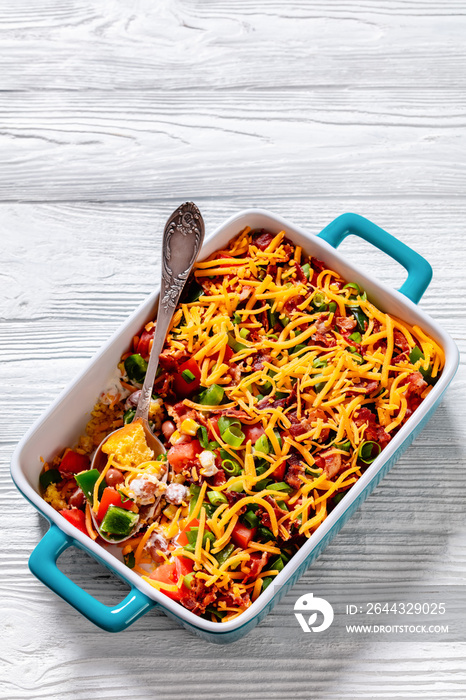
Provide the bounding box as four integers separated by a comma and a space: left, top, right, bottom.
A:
11, 210, 459, 643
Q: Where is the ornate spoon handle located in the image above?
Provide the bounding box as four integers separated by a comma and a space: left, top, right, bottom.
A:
134, 202, 205, 422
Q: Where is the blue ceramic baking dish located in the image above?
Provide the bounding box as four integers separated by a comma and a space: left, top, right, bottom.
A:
11, 210, 459, 644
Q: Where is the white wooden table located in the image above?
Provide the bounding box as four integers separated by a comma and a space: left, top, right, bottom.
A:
1, 2, 465, 698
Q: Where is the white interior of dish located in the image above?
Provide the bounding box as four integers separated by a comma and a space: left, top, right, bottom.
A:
11, 208, 459, 634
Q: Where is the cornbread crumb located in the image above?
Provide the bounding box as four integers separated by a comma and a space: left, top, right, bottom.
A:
102, 421, 154, 468
43, 484, 68, 510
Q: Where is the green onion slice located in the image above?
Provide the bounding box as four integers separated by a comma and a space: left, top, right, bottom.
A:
222, 458, 241, 476
181, 369, 196, 383
222, 426, 245, 447
207, 490, 228, 506
358, 440, 381, 464
254, 434, 270, 455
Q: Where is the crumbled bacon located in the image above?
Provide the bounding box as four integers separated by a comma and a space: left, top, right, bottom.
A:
312, 330, 336, 348
285, 459, 306, 489
354, 407, 391, 449
243, 551, 269, 584
159, 347, 189, 372
295, 263, 308, 283
259, 496, 290, 536
346, 378, 380, 396
314, 451, 342, 479
251, 353, 271, 372
287, 409, 329, 442
392, 351, 409, 365
165, 402, 197, 429
310, 257, 327, 272
218, 408, 251, 421
224, 490, 248, 515
394, 329, 410, 353
217, 589, 251, 609
335, 315, 357, 333
284, 295, 306, 316
210, 468, 227, 487
400, 371, 429, 417
239, 285, 252, 302
182, 577, 218, 615
402, 371, 428, 396
228, 364, 242, 384
252, 229, 275, 251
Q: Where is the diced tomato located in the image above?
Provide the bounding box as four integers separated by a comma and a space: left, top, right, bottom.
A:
167, 439, 202, 473
173, 359, 201, 397
211, 344, 234, 364
207, 416, 220, 441
231, 522, 257, 549
242, 424, 265, 445
176, 518, 200, 545
59, 508, 88, 536
137, 327, 155, 358
96, 487, 136, 522
149, 556, 194, 601
59, 450, 90, 475
272, 461, 287, 480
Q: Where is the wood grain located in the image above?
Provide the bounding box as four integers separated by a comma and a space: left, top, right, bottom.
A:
1, 1, 466, 699
0, 1, 465, 91
0, 90, 465, 200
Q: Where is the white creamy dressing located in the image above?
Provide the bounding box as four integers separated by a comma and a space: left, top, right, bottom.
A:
99, 366, 131, 405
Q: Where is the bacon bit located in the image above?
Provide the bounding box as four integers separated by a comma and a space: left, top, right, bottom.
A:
159, 348, 190, 372
285, 459, 306, 489
354, 407, 391, 449
310, 257, 327, 272
219, 407, 251, 421
346, 378, 379, 396
314, 451, 342, 479
259, 496, 291, 537
287, 409, 329, 441
295, 263, 308, 283
251, 353, 271, 372
252, 230, 275, 251
284, 295, 306, 316
224, 490, 248, 515
393, 329, 410, 353
374, 338, 388, 354
217, 589, 251, 609
239, 285, 253, 301
311, 317, 337, 348
399, 371, 429, 417
243, 552, 269, 584
166, 402, 198, 429
392, 352, 409, 365
402, 371, 428, 395
211, 468, 227, 487
183, 577, 219, 614
335, 315, 357, 333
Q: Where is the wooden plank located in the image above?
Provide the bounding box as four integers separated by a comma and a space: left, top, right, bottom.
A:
0, 89, 464, 200
0, 0, 465, 91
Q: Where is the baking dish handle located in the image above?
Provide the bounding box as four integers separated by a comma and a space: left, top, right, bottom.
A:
29, 524, 156, 632
317, 213, 432, 304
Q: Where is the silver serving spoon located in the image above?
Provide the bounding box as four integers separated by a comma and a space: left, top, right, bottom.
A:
89, 202, 205, 543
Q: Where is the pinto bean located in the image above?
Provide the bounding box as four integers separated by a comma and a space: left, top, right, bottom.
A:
105, 468, 125, 487
69, 488, 85, 508
161, 420, 176, 440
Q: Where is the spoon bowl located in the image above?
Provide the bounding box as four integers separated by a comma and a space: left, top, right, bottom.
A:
89, 418, 167, 544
